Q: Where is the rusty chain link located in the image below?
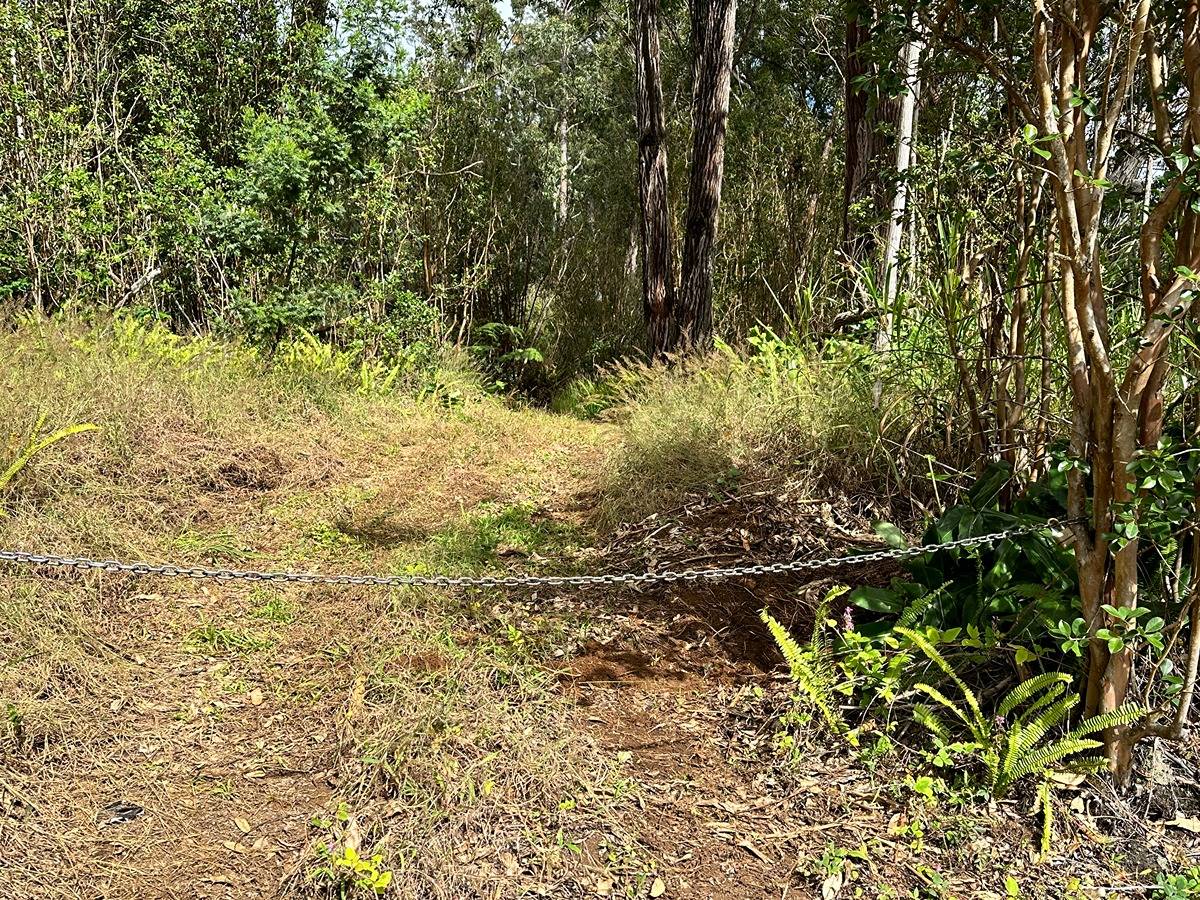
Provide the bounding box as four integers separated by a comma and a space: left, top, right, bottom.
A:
0, 517, 1082, 590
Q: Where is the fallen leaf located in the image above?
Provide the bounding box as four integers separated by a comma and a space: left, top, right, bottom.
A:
234, 817, 251, 834
650, 876, 666, 897
1048, 771, 1086, 788
1167, 817, 1200, 833
249, 689, 264, 706
595, 878, 614, 897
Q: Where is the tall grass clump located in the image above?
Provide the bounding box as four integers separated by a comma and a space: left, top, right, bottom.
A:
596, 329, 921, 524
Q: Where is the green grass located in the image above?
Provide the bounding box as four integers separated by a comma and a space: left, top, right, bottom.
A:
186, 622, 277, 654
251, 590, 297, 623
595, 340, 892, 525
171, 528, 260, 562
427, 502, 584, 573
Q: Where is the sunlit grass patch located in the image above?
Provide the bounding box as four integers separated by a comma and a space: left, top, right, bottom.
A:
186, 621, 277, 654
427, 502, 585, 573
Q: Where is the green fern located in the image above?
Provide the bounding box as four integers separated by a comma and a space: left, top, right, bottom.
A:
898, 625, 1148, 796
1, 413, 99, 516
896, 584, 949, 630
997, 673, 1071, 719
912, 703, 949, 743
894, 626, 986, 737
761, 608, 857, 746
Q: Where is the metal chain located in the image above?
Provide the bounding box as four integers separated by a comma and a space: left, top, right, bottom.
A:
0, 517, 1081, 590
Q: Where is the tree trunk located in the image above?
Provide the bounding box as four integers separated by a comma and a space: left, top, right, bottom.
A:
557, 110, 570, 225
632, 0, 677, 356
872, 15, 922, 403
841, 0, 898, 269
676, 0, 737, 352
556, 5, 572, 226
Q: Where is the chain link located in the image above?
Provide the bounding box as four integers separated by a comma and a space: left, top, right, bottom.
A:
0, 517, 1081, 590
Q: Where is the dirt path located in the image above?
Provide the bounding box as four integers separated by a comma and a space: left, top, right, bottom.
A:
0, 576, 369, 898
1, 404, 1163, 900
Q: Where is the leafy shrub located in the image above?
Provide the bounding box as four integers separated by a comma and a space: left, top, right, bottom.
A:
1155, 867, 1200, 900
469, 322, 549, 397
764, 598, 1147, 849
849, 462, 1078, 642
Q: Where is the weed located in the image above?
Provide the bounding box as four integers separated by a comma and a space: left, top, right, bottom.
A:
309, 843, 394, 897
251, 591, 297, 623
808, 843, 871, 898
0, 413, 98, 513
1156, 867, 1200, 900
171, 528, 258, 562
186, 622, 276, 654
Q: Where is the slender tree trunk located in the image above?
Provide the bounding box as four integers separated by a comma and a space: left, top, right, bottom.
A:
872, 15, 922, 403
557, 111, 570, 225
556, 6, 571, 226
632, 0, 677, 355
676, 0, 737, 352
841, 0, 898, 270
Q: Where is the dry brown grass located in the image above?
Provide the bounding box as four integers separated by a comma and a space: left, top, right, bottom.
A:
590, 347, 908, 529
0, 317, 623, 899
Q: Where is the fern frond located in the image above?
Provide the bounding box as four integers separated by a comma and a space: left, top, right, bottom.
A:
912, 703, 949, 743
1061, 755, 1107, 775
912, 682, 976, 733
1067, 704, 1149, 740
997, 673, 1072, 719
1009, 694, 1077, 763
761, 610, 855, 746
896, 626, 984, 734
1007, 738, 1103, 784
1013, 682, 1068, 728
761, 609, 807, 679
897, 584, 949, 629
809, 596, 834, 657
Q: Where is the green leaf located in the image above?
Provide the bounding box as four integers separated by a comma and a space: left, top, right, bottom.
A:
873, 520, 908, 549
849, 585, 906, 614
1014, 646, 1039, 665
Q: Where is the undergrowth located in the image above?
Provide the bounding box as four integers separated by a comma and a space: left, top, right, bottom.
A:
593, 330, 939, 526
